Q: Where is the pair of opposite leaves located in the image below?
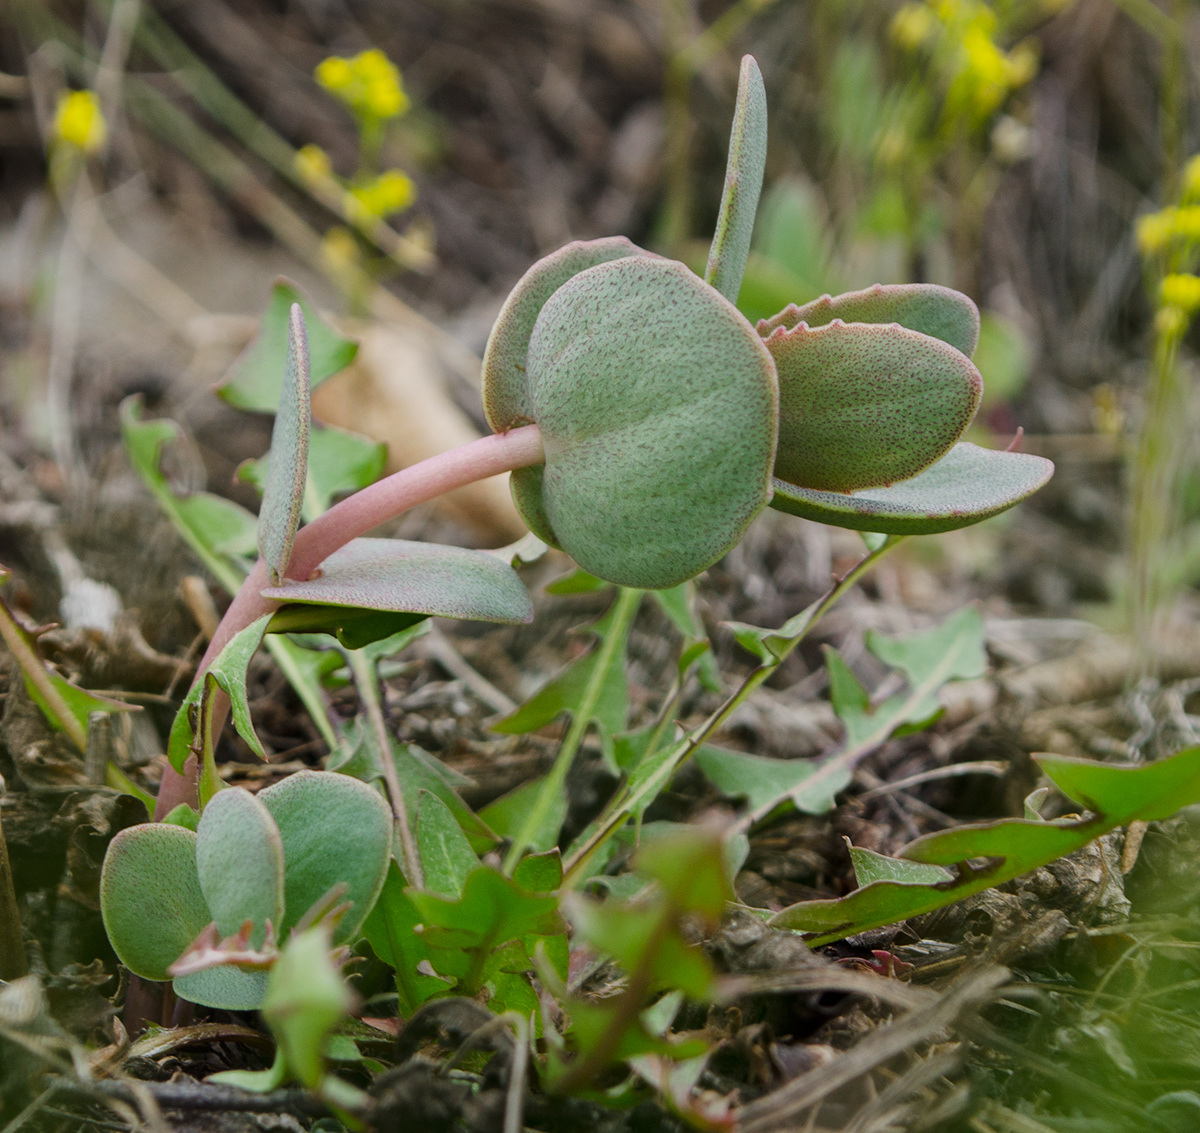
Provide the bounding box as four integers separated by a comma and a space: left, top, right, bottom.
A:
482, 236, 1054, 591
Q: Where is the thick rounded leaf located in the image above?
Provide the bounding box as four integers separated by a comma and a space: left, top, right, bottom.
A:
196, 788, 285, 946
260, 537, 533, 627
483, 237, 656, 431
765, 320, 981, 493
173, 967, 269, 1011
770, 442, 1054, 534
257, 770, 392, 943
759, 283, 981, 358
101, 824, 211, 982
509, 465, 560, 549
524, 257, 778, 589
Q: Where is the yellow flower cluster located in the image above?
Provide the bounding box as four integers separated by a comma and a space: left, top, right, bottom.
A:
295, 144, 333, 185
53, 89, 106, 154
315, 49, 409, 121
1161, 273, 1200, 316
1136, 206, 1200, 256
345, 169, 416, 221
891, 0, 1037, 127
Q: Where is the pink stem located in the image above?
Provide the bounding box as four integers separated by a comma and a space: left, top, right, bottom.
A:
154, 426, 545, 818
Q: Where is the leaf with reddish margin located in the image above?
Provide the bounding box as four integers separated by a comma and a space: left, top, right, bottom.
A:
765, 320, 981, 493
770, 441, 1054, 535
759, 282, 981, 359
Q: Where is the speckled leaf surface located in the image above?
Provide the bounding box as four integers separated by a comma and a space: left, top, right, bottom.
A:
260, 537, 533, 625
771, 442, 1054, 533
705, 55, 768, 303
523, 257, 778, 589
509, 465, 560, 549
258, 304, 310, 585
482, 237, 656, 431
256, 770, 392, 943
173, 968, 270, 1011
218, 278, 358, 412
759, 282, 981, 358
765, 320, 981, 493
100, 824, 211, 982
195, 788, 285, 946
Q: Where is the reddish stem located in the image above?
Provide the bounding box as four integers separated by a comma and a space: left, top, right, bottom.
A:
154, 426, 545, 818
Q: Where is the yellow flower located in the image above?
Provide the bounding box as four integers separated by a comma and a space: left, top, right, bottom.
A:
345, 169, 416, 221
891, 3, 937, 50
1161, 273, 1200, 315
1155, 305, 1189, 338
53, 89, 106, 154
1137, 208, 1176, 254
315, 56, 354, 94
315, 49, 409, 122
1183, 154, 1200, 204
320, 226, 360, 279
295, 144, 332, 185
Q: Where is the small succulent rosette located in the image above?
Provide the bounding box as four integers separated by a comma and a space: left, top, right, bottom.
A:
481, 237, 1052, 591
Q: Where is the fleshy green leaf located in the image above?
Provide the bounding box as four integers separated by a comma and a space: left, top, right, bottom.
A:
195, 788, 285, 946
519, 256, 778, 589
173, 967, 270, 1011
705, 55, 768, 304
218, 278, 358, 412
239, 423, 387, 523
483, 237, 655, 432
257, 770, 393, 943
770, 745, 1200, 943
100, 824, 211, 982
480, 775, 567, 855
261, 537, 534, 638
362, 862, 453, 1014
770, 442, 1055, 534
758, 282, 981, 358
259, 304, 311, 586
268, 606, 427, 650
329, 719, 497, 855
417, 790, 480, 898
764, 320, 981, 493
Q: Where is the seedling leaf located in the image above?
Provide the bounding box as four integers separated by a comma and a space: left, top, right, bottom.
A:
362, 862, 452, 1014
417, 790, 480, 898
261, 537, 534, 632
218, 278, 358, 412
771, 441, 1055, 534
694, 745, 817, 814
480, 775, 567, 855
100, 824, 211, 982
759, 282, 981, 358
257, 770, 393, 943
195, 788, 285, 946
848, 844, 953, 886
770, 745, 1200, 943
259, 304, 311, 585
705, 55, 768, 303
765, 320, 981, 493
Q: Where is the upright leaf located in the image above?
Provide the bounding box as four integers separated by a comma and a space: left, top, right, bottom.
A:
705, 55, 768, 304
259, 304, 311, 585
416, 790, 479, 898
195, 788, 285, 946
